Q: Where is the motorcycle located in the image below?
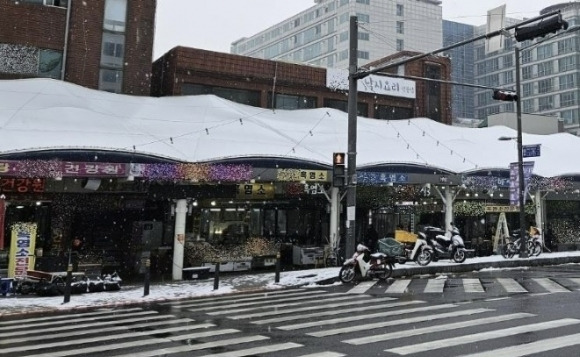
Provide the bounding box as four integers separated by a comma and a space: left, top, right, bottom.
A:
423, 225, 470, 263
339, 243, 395, 283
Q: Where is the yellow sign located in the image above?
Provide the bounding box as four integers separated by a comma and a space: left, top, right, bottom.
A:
485, 205, 520, 213
277, 169, 328, 182
236, 183, 275, 199
8, 222, 37, 278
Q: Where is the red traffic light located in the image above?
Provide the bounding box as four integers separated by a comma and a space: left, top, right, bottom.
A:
492, 89, 518, 102
515, 14, 568, 42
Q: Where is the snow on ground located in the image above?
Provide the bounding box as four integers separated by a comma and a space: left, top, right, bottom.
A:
2, 252, 580, 316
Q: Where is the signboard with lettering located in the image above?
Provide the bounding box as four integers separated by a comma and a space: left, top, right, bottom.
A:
509, 161, 534, 206
8, 222, 37, 278
236, 183, 275, 199
522, 144, 541, 158
326, 68, 416, 99
485, 205, 520, 213
276, 169, 328, 182
0, 178, 45, 193
357, 172, 409, 185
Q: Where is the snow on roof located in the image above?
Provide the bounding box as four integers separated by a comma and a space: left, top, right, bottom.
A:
1, 78, 579, 177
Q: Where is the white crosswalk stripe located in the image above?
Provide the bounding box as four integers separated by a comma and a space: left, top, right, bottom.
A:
456, 332, 580, 357
497, 278, 527, 293
533, 278, 570, 293
386, 318, 580, 355
385, 278, 411, 293
463, 278, 485, 293
345, 280, 377, 293
341, 277, 576, 295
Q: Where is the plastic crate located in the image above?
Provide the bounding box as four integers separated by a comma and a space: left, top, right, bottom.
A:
378, 238, 404, 257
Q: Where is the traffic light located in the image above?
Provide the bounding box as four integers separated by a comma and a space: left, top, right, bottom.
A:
332, 152, 346, 187
492, 89, 518, 102
514, 14, 568, 42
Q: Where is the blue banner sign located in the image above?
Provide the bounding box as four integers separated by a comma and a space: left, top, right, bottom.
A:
357, 172, 409, 185
522, 144, 541, 158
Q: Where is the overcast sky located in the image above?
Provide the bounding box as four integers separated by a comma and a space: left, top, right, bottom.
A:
153, 0, 567, 59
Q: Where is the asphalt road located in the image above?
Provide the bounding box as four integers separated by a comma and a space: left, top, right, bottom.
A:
3, 266, 580, 356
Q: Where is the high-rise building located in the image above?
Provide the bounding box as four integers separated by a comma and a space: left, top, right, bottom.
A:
472, 3, 580, 134
0, 0, 156, 96
442, 20, 475, 121
230, 0, 443, 69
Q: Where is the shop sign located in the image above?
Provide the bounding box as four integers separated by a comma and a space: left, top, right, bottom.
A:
326, 68, 416, 99
485, 205, 520, 213
277, 169, 328, 182
357, 172, 409, 184
62, 162, 127, 177
0, 178, 45, 193
236, 183, 275, 199
8, 222, 37, 278
304, 183, 327, 195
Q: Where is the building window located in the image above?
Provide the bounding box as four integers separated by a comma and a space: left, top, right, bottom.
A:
396, 4, 404, 16
537, 61, 553, 77
100, 33, 125, 69
356, 0, 370, 4
560, 91, 577, 108
522, 99, 534, 113
558, 56, 576, 72
375, 105, 413, 120
522, 66, 533, 80
357, 13, 370, 23
522, 83, 533, 97
538, 78, 553, 94
396, 21, 404, 34
538, 96, 554, 111
103, 0, 127, 32
536, 44, 552, 60
558, 37, 575, 55
503, 70, 513, 85
396, 39, 404, 51
358, 32, 369, 41
182, 84, 261, 107
358, 50, 369, 60
559, 73, 577, 90
323, 98, 369, 117
38, 49, 62, 79
267, 93, 317, 110
99, 69, 123, 93
502, 54, 513, 68
521, 49, 532, 64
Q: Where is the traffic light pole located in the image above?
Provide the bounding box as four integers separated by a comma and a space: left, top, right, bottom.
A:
345, 16, 358, 259
515, 46, 528, 258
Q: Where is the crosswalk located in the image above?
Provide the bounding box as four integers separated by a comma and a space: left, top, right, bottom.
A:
2, 286, 580, 356
341, 276, 579, 295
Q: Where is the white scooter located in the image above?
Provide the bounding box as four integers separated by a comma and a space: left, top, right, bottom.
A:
339, 244, 395, 283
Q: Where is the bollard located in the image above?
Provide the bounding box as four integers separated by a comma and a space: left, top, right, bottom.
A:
275, 252, 280, 283
63, 249, 72, 304
143, 258, 151, 296
213, 262, 220, 290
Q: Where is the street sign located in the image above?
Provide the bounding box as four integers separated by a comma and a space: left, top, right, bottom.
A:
523, 144, 541, 158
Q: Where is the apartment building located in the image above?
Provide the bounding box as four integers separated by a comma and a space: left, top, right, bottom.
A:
0, 0, 156, 95
230, 0, 443, 69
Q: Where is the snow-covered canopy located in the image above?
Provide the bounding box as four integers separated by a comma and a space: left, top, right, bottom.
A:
1, 78, 579, 178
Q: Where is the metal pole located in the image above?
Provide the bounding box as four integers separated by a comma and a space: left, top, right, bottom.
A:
515, 46, 528, 258
345, 16, 358, 259
275, 251, 280, 283
63, 248, 72, 304
213, 262, 220, 290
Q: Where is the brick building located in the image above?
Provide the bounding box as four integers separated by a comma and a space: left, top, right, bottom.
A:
0, 0, 155, 96
152, 47, 452, 124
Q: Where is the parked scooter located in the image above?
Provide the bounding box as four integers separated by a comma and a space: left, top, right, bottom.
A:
339, 244, 395, 283
423, 225, 470, 263
378, 233, 433, 266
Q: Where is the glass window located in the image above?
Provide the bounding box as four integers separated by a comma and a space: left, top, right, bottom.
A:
522, 99, 534, 113
559, 73, 577, 90
268, 93, 317, 110
357, 13, 370, 23
522, 83, 533, 97
522, 66, 533, 80
503, 70, 513, 85
537, 61, 553, 77
356, 0, 370, 4
38, 49, 62, 79
98, 69, 123, 93
538, 78, 553, 94
560, 91, 576, 108
558, 56, 576, 72
538, 96, 554, 111
503, 54, 513, 68
182, 84, 261, 107
357, 50, 369, 60
103, 0, 127, 32
396, 21, 404, 34
558, 37, 575, 55
374, 105, 413, 120
521, 49, 532, 64
100, 32, 125, 69
358, 32, 369, 41
536, 44, 552, 60
396, 39, 404, 51
396, 4, 404, 16
323, 98, 368, 117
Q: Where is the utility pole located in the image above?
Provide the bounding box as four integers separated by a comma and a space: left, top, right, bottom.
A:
345, 16, 358, 258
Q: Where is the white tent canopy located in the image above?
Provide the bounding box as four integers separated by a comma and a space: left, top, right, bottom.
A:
1, 78, 579, 178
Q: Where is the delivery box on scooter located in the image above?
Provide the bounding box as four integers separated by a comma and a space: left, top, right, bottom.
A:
394, 229, 418, 243
378, 238, 404, 257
